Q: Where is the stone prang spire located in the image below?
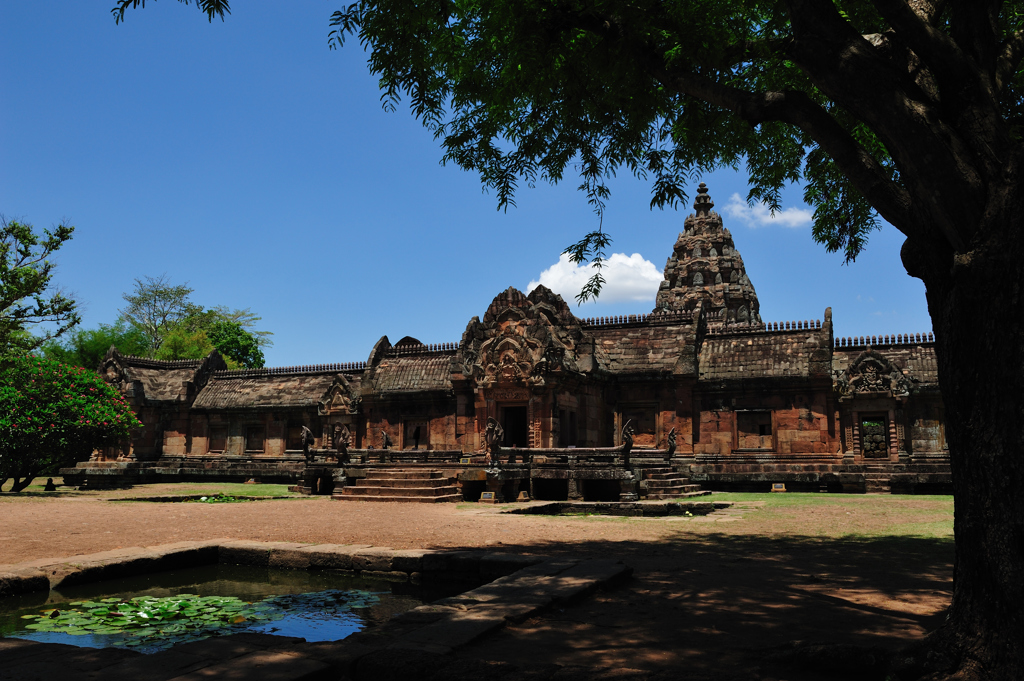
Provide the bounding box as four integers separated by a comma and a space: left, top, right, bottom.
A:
653, 183, 761, 325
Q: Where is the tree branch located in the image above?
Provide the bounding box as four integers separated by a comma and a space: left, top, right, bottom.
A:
996, 29, 1024, 93
870, 0, 984, 95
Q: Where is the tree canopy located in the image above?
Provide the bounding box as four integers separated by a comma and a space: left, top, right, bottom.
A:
116, 275, 269, 368
0, 217, 79, 361
0, 355, 142, 492
320, 0, 1023, 299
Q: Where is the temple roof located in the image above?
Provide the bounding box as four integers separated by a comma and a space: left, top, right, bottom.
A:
654, 183, 761, 325
589, 323, 694, 375
371, 355, 452, 393
100, 350, 225, 404
698, 328, 828, 381
194, 371, 339, 409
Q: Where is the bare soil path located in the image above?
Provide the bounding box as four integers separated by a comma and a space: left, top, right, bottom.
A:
0, 485, 954, 679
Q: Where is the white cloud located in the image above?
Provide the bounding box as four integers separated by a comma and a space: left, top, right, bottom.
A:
724, 192, 812, 228
527, 252, 662, 304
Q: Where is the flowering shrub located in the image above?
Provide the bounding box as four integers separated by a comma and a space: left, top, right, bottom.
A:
0, 355, 142, 492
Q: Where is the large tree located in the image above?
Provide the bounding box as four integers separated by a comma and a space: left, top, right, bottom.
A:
0, 355, 141, 492
0, 216, 79, 363
113, 0, 1024, 677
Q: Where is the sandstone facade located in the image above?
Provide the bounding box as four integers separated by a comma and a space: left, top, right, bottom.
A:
90, 185, 947, 492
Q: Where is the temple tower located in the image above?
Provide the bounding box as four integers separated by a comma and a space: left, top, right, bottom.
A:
653, 183, 761, 325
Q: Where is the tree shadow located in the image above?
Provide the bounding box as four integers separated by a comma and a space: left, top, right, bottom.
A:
450, 533, 953, 680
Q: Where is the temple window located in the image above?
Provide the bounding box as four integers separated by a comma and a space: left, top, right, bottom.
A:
736, 411, 773, 449
286, 423, 304, 450
209, 427, 227, 452
404, 420, 429, 449
246, 426, 265, 453
558, 409, 578, 447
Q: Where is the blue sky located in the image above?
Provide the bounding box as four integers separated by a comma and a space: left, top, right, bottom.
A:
1, 2, 931, 366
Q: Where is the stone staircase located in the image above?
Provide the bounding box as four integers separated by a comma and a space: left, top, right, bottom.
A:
864, 464, 892, 493
334, 469, 462, 503
642, 467, 709, 499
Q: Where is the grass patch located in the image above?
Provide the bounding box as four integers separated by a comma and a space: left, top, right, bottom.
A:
164, 483, 301, 497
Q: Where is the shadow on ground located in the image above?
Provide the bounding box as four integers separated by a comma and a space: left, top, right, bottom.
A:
449, 533, 953, 680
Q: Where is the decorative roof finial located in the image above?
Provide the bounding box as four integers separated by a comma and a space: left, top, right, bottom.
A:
694, 182, 713, 216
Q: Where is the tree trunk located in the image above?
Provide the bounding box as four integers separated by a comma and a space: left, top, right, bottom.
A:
0, 477, 8, 492
10, 476, 34, 493
903, 173, 1024, 679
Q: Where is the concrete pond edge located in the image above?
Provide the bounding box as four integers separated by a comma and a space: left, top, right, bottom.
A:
0, 540, 633, 680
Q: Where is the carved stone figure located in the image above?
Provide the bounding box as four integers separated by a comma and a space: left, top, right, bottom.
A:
300, 425, 315, 464
485, 417, 504, 466
334, 424, 351, 463
621, 418, 635, 466
665, 427, 677, 459
692, 272, 704, 286
381, 429, 393, 449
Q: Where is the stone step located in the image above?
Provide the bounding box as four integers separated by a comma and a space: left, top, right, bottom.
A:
646, 477, 690, 485
352, 477, 454, 488
646, 490, 712, 499
341, 485, 460, 497
364, 470, 445, 480
333, 493, 463, 503
645, 471, 681, 480
645, 485, 702, 495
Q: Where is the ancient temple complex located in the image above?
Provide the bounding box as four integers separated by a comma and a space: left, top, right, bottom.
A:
65, 184, 950, 498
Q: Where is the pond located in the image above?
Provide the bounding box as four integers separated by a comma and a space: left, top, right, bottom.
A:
0, 564, 436, 654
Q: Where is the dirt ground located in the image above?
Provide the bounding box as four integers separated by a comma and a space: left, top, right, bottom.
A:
0, 485, 954, 679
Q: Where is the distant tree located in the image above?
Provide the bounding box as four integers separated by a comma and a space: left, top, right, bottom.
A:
118, 276, 271, 366
43, 322, 150, 370
118, 274, 200, 353
0, 355, 141, 492
152, 327, 216, 362
0, 217, 79, 363
206, 320, 264, 368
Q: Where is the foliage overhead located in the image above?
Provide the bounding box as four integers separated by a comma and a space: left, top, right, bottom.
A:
323, 0, 1024, 299
0, 355, 142, 492
111, 0, 229, 24
0, 217, 79, 359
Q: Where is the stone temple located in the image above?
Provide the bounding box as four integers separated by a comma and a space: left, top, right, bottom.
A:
64, 184, 951, 499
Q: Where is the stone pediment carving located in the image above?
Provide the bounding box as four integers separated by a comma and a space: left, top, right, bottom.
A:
834, 348, 913, 400
317, 374, 359, 415
459, 286, 587, 389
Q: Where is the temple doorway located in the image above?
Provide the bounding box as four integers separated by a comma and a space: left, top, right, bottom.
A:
860, 416, 889, 458
501, 405, 529, 448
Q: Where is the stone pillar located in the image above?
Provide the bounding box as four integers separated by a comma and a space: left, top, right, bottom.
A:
567, 476, 583, 501
619, 472, 639, 502
485, 471, 505, 503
